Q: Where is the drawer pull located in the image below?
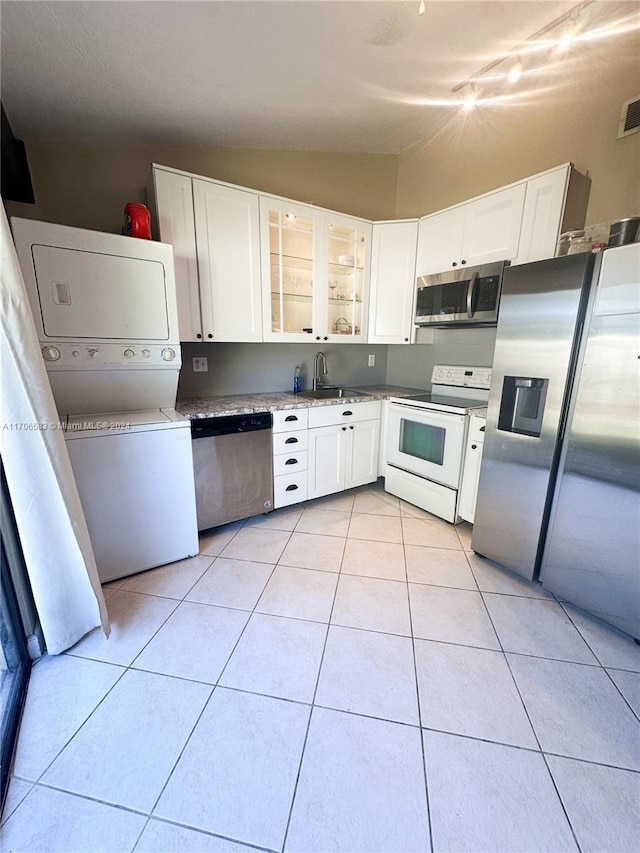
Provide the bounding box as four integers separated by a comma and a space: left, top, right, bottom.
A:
285, 458, 298, 465
285, 415, 299, 422
285, 436, 299, 444
480, 425, 485, 432
349, 425, 354, 430
471, 444, 478, 450
343, 410, 353, 416
341, 426, 347, 431
285, 484, 299, 492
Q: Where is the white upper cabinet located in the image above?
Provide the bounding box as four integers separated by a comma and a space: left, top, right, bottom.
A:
368, 220, 418, 345
461, 183, 526, 266
261, 197, 321, 343
260, 197, 371, 343
324, 212, 371, 344
416, 207, 465, 277
511, 165, 590, 266
193, 179, 262, 342
150, 165, 262, 343
150, 167, 201, 341
417, 183, 526, 276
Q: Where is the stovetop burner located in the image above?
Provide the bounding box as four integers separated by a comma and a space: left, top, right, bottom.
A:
388, 365, 492, 415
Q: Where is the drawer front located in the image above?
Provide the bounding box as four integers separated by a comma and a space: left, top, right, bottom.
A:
273, 429, 309, 454
308, 400, 381, 428
274, 471, 308, 508
272, 408, 309, 432
468, 417, 486, 442
273, 450, 308, 476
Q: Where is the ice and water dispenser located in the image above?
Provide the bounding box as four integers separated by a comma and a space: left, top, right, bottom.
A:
498, 376, 548, 437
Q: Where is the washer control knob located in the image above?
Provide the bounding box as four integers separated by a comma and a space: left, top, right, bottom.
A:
162, 347, 176, 362
72, 350, 80, 358
42, 346, 61, 362
123, 348, 135, 359
141, 349, 151, 359
88, 348, 99, 358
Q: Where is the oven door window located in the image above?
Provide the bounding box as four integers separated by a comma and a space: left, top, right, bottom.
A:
399, 419, 445, 465
386, 404, 466, 489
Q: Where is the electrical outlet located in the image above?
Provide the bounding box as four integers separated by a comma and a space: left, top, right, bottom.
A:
192, 357, 208, 373
368, 354, 375, 367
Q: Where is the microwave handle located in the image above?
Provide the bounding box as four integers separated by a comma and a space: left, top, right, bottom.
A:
466, 271, 479, 318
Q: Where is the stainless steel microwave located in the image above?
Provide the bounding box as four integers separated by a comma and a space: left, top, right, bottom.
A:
414, 260, 509, 327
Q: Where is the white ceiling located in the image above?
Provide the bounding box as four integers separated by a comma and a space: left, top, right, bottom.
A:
1, 0, 636, 154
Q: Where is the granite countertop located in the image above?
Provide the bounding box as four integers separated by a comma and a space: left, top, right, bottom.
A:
177, 385, 427, 419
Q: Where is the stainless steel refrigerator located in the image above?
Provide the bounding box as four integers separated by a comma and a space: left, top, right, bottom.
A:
472, 243, 639, 637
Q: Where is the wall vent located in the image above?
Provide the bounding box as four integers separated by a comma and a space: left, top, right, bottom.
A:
618, 95, 640, 139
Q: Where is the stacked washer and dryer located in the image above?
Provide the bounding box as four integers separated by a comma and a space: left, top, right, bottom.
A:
11, 218, 199, 583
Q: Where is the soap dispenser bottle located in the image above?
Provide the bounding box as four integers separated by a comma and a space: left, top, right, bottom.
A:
293, 364, 303, 394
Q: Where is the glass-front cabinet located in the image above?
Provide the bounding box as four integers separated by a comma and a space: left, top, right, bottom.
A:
260, 197, 371, 342
325, 213, 370, 342
262, 199, 318, 342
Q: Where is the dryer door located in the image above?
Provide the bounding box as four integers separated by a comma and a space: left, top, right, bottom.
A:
32, 245, 170, 341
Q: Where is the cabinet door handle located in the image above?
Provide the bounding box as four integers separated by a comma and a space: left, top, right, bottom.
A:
341, 426, 347, 431
207, 333, 213, 339
349, 425, 354, 430
480, 425, 485, 432
452, 262, 457, 267
471, 444, 478, 450
285, 415, 298, 422
285, 458, 298, 465
285, 484, 299, 492
196, 333, 202, 339
343, 410, 353, 416
285, 436, 299, 444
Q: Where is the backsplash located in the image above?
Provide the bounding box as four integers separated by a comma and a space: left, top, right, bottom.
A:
178, 329, 497, 399
178, 342, 390, 398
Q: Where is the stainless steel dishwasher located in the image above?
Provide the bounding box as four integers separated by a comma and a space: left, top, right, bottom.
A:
191, 412, 273, 530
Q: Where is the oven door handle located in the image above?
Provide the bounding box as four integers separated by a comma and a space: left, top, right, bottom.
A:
466, 271, 479, 319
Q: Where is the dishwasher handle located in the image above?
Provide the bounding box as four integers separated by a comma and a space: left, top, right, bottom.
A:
191, 411, 272, 439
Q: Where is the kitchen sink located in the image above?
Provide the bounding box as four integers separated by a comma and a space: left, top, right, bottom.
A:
297, 387, 371, 400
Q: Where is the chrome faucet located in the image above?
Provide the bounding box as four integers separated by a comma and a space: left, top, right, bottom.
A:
313, 351, 328, 390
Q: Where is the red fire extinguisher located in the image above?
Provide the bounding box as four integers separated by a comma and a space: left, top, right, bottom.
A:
123, 202, 152, 239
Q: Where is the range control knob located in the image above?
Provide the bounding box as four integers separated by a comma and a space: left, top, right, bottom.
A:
141, 349, 151, 359
88, 348, 99, 358
123, 349, 135, 359
162, 347, 176, 362
42, 346, 61, 362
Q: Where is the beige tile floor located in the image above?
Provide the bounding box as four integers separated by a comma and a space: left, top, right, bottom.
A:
3, 482, 640, 853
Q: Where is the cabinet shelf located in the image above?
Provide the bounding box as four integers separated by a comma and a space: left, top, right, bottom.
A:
270, 252, 312, 268
271, 290, 313, 302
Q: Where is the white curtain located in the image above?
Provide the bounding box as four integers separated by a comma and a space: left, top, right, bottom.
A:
0, 207, 109, 654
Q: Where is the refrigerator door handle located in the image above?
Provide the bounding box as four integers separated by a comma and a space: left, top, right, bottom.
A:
466, 271, 479, 318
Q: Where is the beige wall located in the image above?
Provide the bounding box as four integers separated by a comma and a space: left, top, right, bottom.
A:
395, 30, 640, 226
6, 146, 398, 234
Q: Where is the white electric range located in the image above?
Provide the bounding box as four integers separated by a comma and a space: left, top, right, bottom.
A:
384, 365, 491, 523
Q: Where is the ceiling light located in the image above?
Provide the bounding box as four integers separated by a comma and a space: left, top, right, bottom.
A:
463, 85, 478, 111
418, 0, 426, 15
507, 61, 523, 85
557, 29, 575, 52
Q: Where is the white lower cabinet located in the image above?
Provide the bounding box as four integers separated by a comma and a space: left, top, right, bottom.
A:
307, 401, 381, 500
272, 408, 309, 508
458, 415, 486, 523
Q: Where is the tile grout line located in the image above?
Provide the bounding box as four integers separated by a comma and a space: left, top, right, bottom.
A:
478, 586, 585, 852
278, 489, 355, 853
401, 510, 435, 853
